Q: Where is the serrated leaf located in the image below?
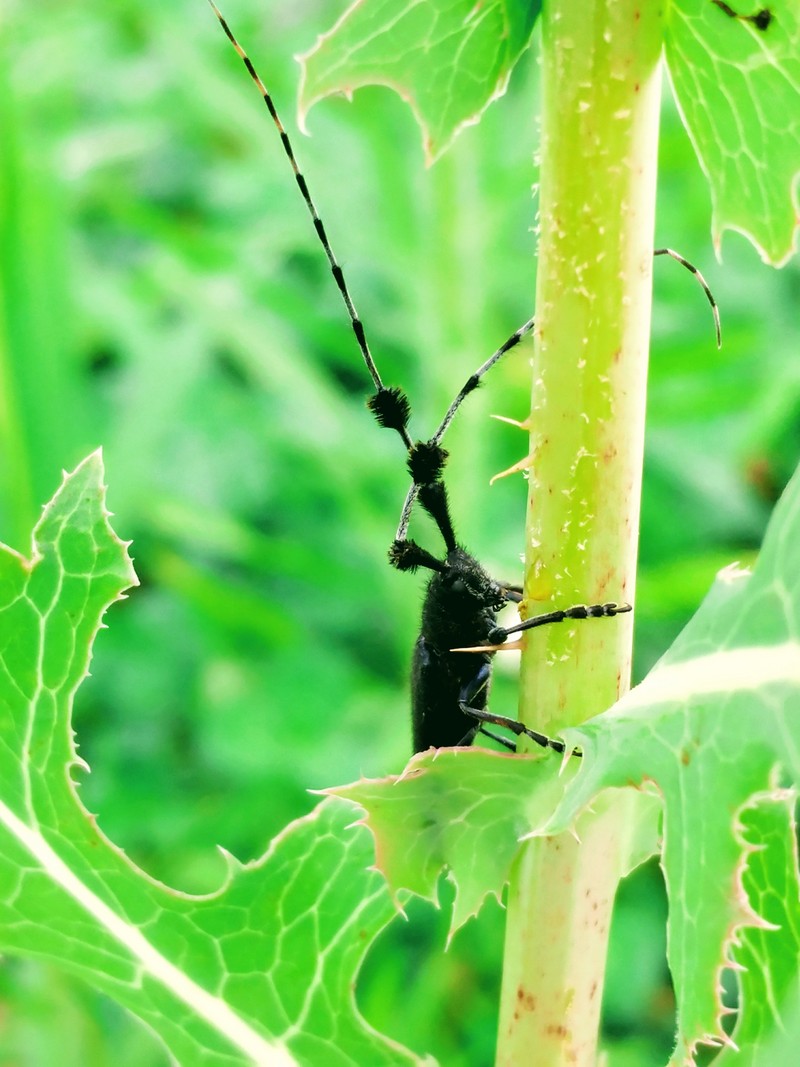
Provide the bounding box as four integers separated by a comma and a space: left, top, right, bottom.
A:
665, 0, 800, 265
543, 460, 800, 1062
297, 0, 540, 163
330, 750, 567, 930
330, 747, 661, 935
713, 793, 800, 1065
0, 454, 432, 1067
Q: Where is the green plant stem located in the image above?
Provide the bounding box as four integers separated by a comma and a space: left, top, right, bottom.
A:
497, 2, 665, 1064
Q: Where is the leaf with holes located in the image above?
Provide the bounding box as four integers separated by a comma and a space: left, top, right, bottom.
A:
665, 0, 800, 264
298, 0, 540, 162
0, 453, 429, 1067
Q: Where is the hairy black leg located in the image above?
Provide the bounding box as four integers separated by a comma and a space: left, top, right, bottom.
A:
478, 727, 517, 751
456, 663, 574, 756
458, 704, 573, 755
453, 724, 517, 751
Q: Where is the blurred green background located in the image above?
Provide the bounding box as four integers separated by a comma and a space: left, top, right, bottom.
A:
1, 0, 797, 1064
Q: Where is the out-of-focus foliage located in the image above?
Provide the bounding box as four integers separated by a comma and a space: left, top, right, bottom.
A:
0, 457, 413, 1066
0, 0, 796, 1063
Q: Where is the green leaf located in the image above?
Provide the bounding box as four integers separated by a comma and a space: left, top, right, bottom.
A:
298, 0, 540, 163
331, 748, 661, 936
545, 459, 800, 1062
0, 454, 431, 1067
330, 457, 800, 1061
331, 751, 570, 931
713, 795, 800, 1065
665, 0, 800, 265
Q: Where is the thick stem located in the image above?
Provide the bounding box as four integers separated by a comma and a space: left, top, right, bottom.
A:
497, 3, 664, 1064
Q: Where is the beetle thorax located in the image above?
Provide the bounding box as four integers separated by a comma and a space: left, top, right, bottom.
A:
420, 548, 506, 652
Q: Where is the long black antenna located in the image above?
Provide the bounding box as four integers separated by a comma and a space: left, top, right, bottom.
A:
394, 247, 721, 540
207, 2, 417, 444
208, 0, 499, 568
209, 6, 724, 572
654, 248, 721, 348
394, 317, 535, 542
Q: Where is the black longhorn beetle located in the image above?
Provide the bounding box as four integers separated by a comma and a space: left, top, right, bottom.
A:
208, 3, 721, 756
